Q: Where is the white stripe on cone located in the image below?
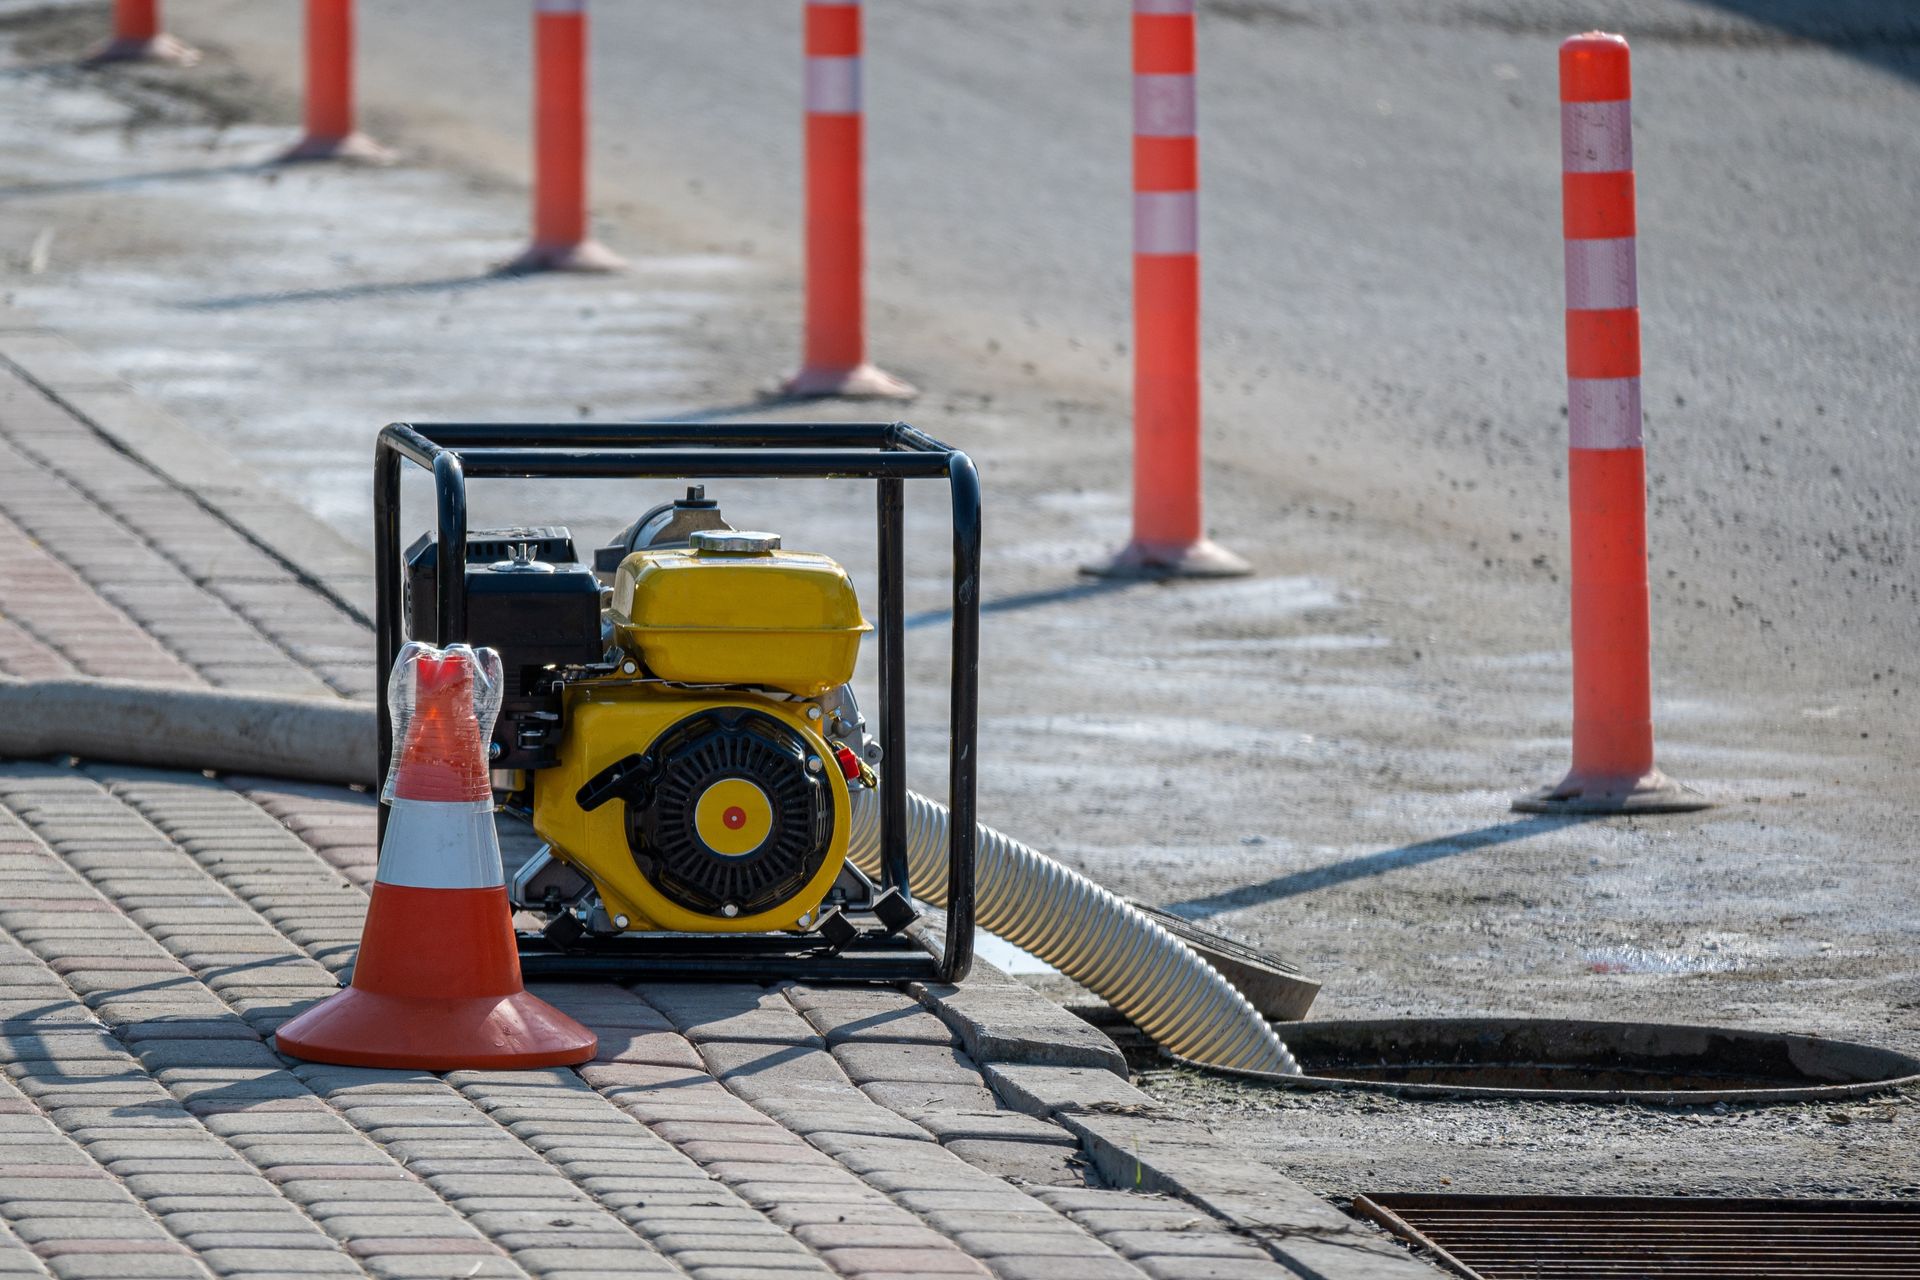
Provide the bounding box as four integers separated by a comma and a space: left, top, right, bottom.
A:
1568, 376, 1643, 450
376, 799, 507, 890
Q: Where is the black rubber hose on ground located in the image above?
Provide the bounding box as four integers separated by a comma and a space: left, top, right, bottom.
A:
0, 675, 374, 785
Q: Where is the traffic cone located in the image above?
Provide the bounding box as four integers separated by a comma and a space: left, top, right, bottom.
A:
275, 642, 596, 1069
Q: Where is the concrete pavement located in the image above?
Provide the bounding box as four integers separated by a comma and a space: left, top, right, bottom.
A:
0, 324, 367, 696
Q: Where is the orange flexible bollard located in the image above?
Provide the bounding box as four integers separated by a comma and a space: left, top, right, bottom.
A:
781, 0, 914, 399
1087, 0, 1247, 579
275, 643, 596, 1070
282, 0, 392, 163
1514, 34, 1708, 815
85, 0, 199, 66
507, 0, 624, 273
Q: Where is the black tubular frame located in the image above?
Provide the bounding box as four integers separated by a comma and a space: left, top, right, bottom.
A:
373, 421, 978, 984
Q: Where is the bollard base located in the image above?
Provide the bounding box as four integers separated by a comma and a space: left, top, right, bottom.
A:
501, 239, 627, 275
1513, 767, 1713, 815
1082, 537, 1253, 580
780, 362, 918, 401
279, 131, 397, 166
83, 34, 201, 67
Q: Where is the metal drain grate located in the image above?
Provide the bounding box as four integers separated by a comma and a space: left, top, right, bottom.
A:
1353, 1195, 1920, 1279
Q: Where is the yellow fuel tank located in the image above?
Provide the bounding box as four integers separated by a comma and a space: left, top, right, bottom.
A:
610, 530, 870, 696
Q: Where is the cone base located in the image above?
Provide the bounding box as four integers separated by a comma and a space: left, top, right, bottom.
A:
501, 239, 627, 275
1082, 537, 1252, 580
275, 986, 596, 1070
1512, 767, 1713, 815
279, 131, 397, 166
84, 34, 201, 66
779, 362, 918, 401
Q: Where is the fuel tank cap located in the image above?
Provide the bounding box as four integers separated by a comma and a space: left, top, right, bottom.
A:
690, 530, 782, 555
489, 541, 557, 573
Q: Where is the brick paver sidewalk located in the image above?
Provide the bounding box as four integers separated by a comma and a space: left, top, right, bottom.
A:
0, 356, 368, 698
0, 327, 1437, 1280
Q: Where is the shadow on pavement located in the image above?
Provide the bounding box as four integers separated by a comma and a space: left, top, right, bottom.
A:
178, 272, 523, 311
1162, 813, 1595, 920
654, 394, 819, 422
0, 160, 272, 200
906, 578, 1141, 630
1690, 0, 1920, 84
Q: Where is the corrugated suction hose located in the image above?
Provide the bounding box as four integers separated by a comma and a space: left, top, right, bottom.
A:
847, 788, 1300, 1076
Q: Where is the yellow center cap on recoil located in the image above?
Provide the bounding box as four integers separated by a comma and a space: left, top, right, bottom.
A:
694, 778, 773, 856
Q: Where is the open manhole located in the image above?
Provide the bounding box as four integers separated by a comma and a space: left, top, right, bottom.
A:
1232, 1018, 1920, 1103
1355, 1194, 1920, 1279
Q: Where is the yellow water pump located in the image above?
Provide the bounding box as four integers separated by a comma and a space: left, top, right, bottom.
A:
406, 490, 886, 943
533, 527, 871, 934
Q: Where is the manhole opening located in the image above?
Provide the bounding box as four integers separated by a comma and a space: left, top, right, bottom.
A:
1073, 1013, 1920, 1103
1356, 1194, 1920, 1280
1260, 1019, 1920, 1102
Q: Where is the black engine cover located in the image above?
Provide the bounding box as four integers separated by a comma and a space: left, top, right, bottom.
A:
628, 708, 834, 919
405, 526, 605, 770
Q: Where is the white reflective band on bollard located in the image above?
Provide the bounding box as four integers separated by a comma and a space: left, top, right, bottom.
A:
1133, 74, 1196, 136
1567, 376, 1644, 450
805, 56, 861, 114
1134, 191, 1198, 256
1562, 101, 1633, 172
535, 0, 585, 11
1564, 237, 1637, 310
376, 799, 508, 890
